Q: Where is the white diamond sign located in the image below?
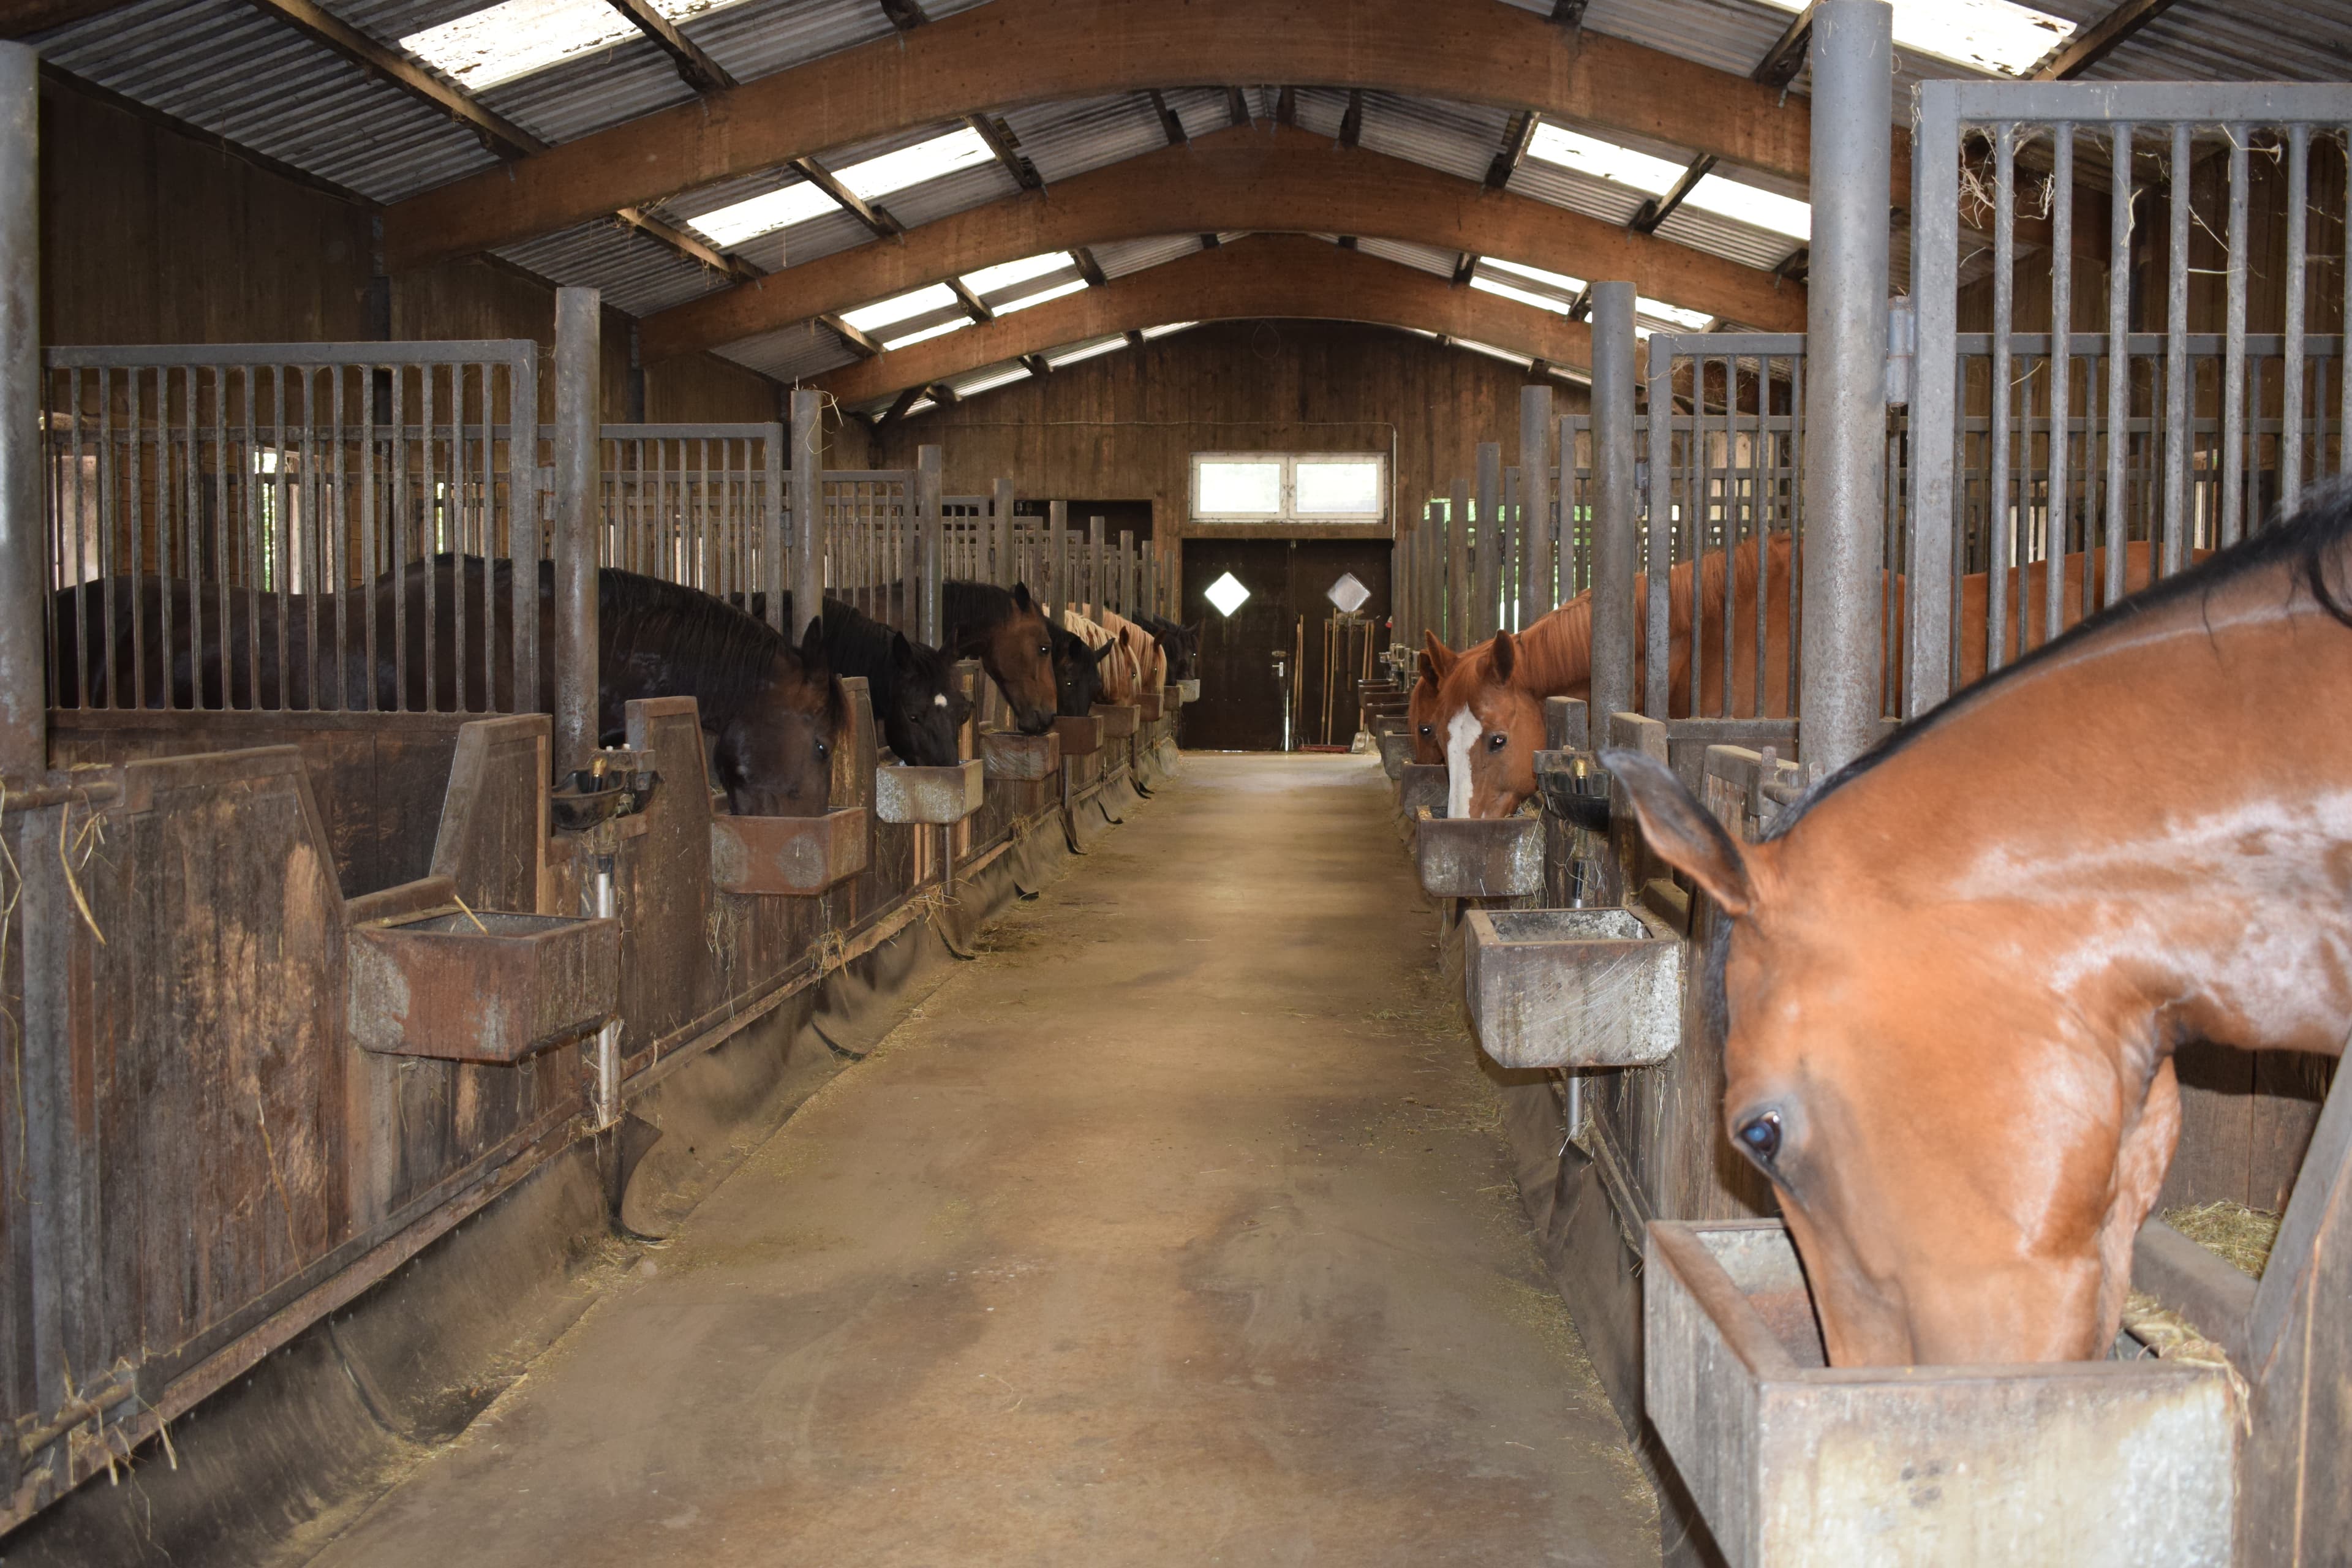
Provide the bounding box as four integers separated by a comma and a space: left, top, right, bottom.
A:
1205, 571, 1251, 617
1325, 572, 1371, 614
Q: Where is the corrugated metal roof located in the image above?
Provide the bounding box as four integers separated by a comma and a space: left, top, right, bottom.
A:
717, 318, 861, 381
997, 94, 1169, 184
1353, 237, 1459, 280
498, 216, 736, 316
1093, 234, 1204, 277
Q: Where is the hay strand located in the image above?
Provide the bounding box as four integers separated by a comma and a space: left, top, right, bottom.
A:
2165, 1199, 2281, 1279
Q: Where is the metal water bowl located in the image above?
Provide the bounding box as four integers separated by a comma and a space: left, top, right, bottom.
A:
1462, 905, 1683, 1068
1646, 1220, 2236, 1568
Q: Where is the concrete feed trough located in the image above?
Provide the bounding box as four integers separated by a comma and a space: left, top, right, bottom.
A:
1646, 1219, 2236, 1568
1054, 714, 1105, 756
709, 807, 870, 895
1378, 730, 1414, 779
1414, 808, 1542, 899
875, 760, 985, 824
1093, 703, 1140, 738
349, 909, 620, 1063
982, 728, 1061, 781
1398, 762, 1446, 818
1171, 679, 1200, 704
1463, 906, 1682, 1068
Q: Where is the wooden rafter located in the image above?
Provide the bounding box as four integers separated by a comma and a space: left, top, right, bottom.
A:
790, 156, 900, 236
821, 312, 884, 357
2034, 0, 2186, 80
1147, 88, 1188, 147
1752, 2, 1818, 93
383, 0, 1883, 270
639, 123, 1808, 360
1337, 88, 1364, 149
1629, 154, 1717, 234
817, 236, 1610, 405
601, 0, 736, 92
1484, 111, 1537, 191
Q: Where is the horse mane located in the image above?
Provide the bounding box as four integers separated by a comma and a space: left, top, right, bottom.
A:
596, 567, 836, 728
1774, 481, 2352, 839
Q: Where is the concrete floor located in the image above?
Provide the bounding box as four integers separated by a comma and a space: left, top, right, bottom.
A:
309, 754, 1657, 1568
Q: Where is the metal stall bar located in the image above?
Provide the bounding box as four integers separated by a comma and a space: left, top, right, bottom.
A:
992, 477, 1014, 587
1474, 442, 1502, 640
1046, 499, 1066, 615
554, 289, 600, 775
1796, 0, 1890, 775
917, 446, 943, 646
1087, 514, 1106, 617
790, 390, 824, 651
1592, 281, 1640, 731
0, 44, 36, 777
1521, 383, 1553, 625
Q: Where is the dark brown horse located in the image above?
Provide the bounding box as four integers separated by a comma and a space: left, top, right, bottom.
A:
1608, 492, 2352, 1366
53, 557, 845, 815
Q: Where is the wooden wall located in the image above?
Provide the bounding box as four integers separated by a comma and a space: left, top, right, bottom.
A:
36, 72, 788, 434
865, 318, 1586, 559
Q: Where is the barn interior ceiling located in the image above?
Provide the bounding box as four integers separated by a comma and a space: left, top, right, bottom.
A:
23, 0, 2345, 423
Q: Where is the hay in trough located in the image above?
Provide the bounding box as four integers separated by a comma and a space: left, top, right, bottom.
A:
2164, 1199, 2282, 1280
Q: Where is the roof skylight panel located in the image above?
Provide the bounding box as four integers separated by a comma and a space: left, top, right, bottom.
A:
842, 283, 960, 334
685, 183, 841, 249
1483, 256, 1588, 295
402, 0, 752, 92
1637, 297, 1715, 332
954, 364, 1033, 396
961, 252, 1079, 296
1046, 337, 1126, 368
1139, 322, 1197, 339
1750, 0, 2074, 76
837, 127, 997, 201
881, 318, 970, 352
992, 277, 1089, 315
1526, 124, 1812, 241
1469, 275, 1575, 315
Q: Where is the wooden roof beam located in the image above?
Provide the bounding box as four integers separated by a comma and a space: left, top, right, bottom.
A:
813, 234, 1608, 405
383, 0, 1875, 270
603, 0, 737, 93
1338, 88, 1364, 149
639, 123, 1806, 361
2034, 0, 2185, 80
821, 312, 884, 357
1752, 2, 1818, 93
1147, 88, 1188, 146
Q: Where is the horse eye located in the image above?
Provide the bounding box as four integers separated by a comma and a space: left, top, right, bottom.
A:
1736, 1112, 1782, 1166
1487, 733, 1507, 752
1418, 725, 1432, 737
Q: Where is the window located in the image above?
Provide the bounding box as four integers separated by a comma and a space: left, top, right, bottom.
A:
1191, 453, 1387, 526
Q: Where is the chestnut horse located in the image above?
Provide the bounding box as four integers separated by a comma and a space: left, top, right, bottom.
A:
1433, 538, 2176, 818
1607, 488, 2352, 1366
943, 580, 1057, 734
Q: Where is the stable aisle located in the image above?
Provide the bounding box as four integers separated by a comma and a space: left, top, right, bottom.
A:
310, 754, 1657, 1567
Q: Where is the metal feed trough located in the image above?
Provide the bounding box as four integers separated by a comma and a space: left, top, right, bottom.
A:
709, 807, 870, 895
1462, 906, 1682, 1068
1415, 807, 1543, 899
1646, 1220, 2235, 1568
349, 906, 620, 1063
875, 760, 984, 824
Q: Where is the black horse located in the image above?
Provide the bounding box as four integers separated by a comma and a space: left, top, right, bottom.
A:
53, 557, 845, 816
743, 592, 971, 767
1136, 614, 1204, 683
1048, 621, 1117, 717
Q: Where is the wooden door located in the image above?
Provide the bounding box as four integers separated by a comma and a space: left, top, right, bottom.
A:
1177, 539, 1390, 751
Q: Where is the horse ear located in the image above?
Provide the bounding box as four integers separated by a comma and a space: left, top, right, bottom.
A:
799, 616, 828, 676
1491, 630, 1517, 683
1602, 748, 1755, 917
1011, 582, 1036, 612
891, 630, 917, 670
1422, 630, 1458, 679
1417, 650, 1438, 684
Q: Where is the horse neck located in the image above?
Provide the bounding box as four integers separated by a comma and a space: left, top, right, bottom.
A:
1507, 596, 1598, 695
1826, 561, 2352, 1058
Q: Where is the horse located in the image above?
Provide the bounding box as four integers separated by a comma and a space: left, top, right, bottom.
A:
942, 580, 1057, 735
1604, 486, 2352, 1367
1434, 538, 2177, 820
53, 556, 845, 816
1047, 620, 1117, 715
739, 592, 971, 767
1087, 606, 1166, 696
1136, 614, 1203, 683
1058, 608, 1142, 704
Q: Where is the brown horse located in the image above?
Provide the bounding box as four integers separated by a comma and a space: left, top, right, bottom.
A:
943, 580, 1057, 734
1434, 539, 2176, 819
1607, 490, 2352, 1366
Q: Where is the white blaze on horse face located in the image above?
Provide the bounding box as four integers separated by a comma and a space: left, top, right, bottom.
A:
1444, 707, 1480, 819
933, 694, 949, 709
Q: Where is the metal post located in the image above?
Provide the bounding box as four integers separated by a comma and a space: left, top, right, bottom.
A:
1047, 499, 1067, 616
1797, 0, 1891, 774
1088, 514, 1106, 616
761, 418, 785, 634
790, 389, 824, 652
1520, 383, 1554, 625
0, 46, 40, 781
916, 444, 943, 646
1118, 529, 1136, 617
553, 287, 601, 777
1474, 442, 1502, 640
1447, 477, 1471, 647
1591, 281, 1639, 732
992, 476, 1015, 587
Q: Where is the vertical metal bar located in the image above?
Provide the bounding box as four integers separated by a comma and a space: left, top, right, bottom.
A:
992, 476, 1014, 588
1591, 280, 1640, 728
1641, 306, 1672, 719
2163, 119, 2193, 569
1988, 124, 2017, 674
916, 444, 942, 646
1474, 442, 1501, 639
210, 369, 230, 710
1798, 0, 1891, 771
1446, 477, 1470, 644
2104, 123, 2133, 609
333, 366, 349, 709
69, 370, 86, 712
1087, 514, 1106, 620
1519, 382, 1553, 625
2048, 126, 2076, 645
2282, 122, 2311, 516
130, 368, 147, 709
762, 421, 785, 631
791, 388, 826, 651
1501, 467, 1520, 631
417, 361, 435, 714
554, 288, 600, 774
512, 352, 540, 712
1906, 81, 1961, 715
2215, 126, 2250, 548
2342, 120, 2352, 480
0, 44, 36, 770
1045, 497, 1067, 619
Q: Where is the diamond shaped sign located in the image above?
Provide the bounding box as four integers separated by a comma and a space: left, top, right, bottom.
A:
1325, 572, 1371, 614
1205, 571, 1251, 617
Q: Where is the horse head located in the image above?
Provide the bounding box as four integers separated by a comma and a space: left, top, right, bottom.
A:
957, 582, 1056, 735
1436, 630, 1556, 819
1411, 631, 1461, 764
1605, 747, 2180, 1366
1050, 624, 1117, 715
881, 630, 971, 767
710, 616, 845, 816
